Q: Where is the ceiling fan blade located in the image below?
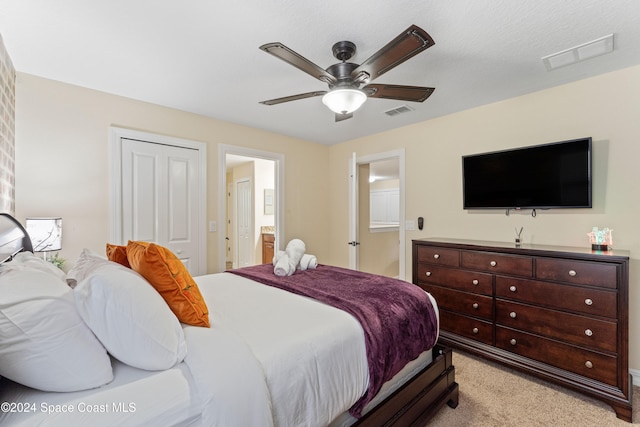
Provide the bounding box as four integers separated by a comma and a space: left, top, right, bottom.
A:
335, 112, 353, 122
259, 91, 327, 106
260, 43, 338, 85
363, 84, 435, 102
351, 25, 435, 82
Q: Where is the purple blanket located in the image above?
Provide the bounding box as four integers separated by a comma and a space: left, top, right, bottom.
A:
228, 264, 438, 417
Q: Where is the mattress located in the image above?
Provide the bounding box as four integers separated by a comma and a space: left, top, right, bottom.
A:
0, 271, 438, 426
0, 359, 202, 426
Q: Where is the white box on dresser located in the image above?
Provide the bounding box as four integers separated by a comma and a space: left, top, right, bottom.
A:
412, 238, 632, 422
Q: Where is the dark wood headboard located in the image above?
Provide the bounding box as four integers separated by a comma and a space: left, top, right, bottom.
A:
0, 213, 33, 263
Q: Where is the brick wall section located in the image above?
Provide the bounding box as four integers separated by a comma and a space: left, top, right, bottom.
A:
0, 34, 15, 215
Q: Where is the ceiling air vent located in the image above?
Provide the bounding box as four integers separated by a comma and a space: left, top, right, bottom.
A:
542, 34, 614, 71
384, 105, 414, 117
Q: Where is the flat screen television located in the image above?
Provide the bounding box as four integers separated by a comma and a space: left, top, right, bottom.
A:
462, 137, 592, 210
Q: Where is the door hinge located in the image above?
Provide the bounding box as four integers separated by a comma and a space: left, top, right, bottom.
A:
347, 241, 360, 246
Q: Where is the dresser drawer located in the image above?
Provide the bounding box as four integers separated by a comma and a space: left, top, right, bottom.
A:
421, 284, 493, 320
412, 238, 630, 420
496, 327, 617, 386
536, 258, 618, 289
461, 250, 533, 277
415, 245, 459, 267
440, 310, 494, 345
415, 264, 493, 295
495, 300, 616, 353
495, 276, 617, 318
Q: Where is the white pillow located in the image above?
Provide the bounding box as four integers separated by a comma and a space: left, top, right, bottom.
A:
65, 248, 109, 288
74, 262, 187, 370
0, 251, 66, 281
0, 268, 113, 391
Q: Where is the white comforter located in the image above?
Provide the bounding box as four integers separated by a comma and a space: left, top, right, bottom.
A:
0, 272, 370, 427
198, 272, 370, 426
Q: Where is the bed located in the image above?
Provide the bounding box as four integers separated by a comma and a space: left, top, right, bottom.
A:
0, 213, 458, 426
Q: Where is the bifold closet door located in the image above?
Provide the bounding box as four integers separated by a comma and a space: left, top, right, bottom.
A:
120, 138, 201, 274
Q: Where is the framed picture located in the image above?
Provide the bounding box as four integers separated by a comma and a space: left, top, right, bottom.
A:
264, 189, 274, 215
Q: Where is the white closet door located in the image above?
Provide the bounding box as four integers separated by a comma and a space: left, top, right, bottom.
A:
121, 138, 201, 273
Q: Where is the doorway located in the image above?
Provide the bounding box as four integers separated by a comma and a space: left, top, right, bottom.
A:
349, 150, 405, 280
218, 145, 284, 272
225, 155, 271, 269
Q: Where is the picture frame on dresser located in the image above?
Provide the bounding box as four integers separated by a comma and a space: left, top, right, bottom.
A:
412, 237, 632, 422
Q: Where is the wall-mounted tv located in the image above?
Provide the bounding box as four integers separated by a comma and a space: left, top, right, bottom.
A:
462, 137, 592, 210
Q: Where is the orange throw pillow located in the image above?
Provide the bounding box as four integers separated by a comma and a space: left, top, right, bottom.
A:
126, 241, 210, 327
106, 243, 130, 268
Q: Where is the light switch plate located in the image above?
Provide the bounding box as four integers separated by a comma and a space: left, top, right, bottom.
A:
405, 220, 415, 231
209, 221, 217, 232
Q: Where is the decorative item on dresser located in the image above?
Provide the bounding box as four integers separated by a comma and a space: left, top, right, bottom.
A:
412, 237, 632, 422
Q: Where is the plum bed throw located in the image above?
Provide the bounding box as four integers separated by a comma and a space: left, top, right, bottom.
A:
229, 264, 438, 417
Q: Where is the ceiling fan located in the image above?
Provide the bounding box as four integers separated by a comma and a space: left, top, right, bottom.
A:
259, 24, 436, 122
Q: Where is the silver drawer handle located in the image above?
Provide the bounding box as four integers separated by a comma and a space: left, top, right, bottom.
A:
425, 271, 432, 277
472, 303, 479, 309
433, 254, 440, 259
472, 279, 479, 285
585, 361, 593, 369
509, 285, 517, 292
510, 312, 517, 319
585, 298, 593, 306
568, 270, 577, 277
472, 328, 479, 334
585, 329, 593, 337
510, 339, 517, 345
490, 261, 497, 267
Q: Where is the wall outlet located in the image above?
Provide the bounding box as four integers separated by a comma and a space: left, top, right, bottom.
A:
405, 220, 415, 231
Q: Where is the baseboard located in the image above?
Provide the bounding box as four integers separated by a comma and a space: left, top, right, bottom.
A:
630, 368, 640, 386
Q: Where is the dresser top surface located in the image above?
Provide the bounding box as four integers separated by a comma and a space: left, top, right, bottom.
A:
413, 237, 630, 260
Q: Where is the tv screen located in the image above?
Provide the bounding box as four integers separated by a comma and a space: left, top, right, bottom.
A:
462, 138, 592, 210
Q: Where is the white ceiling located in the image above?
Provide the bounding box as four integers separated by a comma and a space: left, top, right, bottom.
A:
1, 1, 639, 146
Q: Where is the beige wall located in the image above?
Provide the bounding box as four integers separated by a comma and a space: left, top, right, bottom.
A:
14, 73, 330, 273
14, 65, 640, 372
328, 64, 640, 372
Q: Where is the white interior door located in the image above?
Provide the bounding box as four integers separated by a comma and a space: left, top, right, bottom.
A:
226, 182, 233, 265
348, 152, 359, 269
120, 138, 201, 273
236, 178, 252, 268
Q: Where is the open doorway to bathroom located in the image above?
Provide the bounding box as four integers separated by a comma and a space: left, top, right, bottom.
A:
218, 144, 284, 272
225, 154, 275, 269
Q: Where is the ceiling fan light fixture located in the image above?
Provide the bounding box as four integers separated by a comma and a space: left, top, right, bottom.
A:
322, 88, 367, 114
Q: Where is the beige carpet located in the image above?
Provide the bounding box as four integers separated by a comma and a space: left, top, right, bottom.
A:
427, 351, 639, 426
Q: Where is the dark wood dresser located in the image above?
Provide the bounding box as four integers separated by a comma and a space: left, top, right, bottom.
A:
412, 238, 632, 421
